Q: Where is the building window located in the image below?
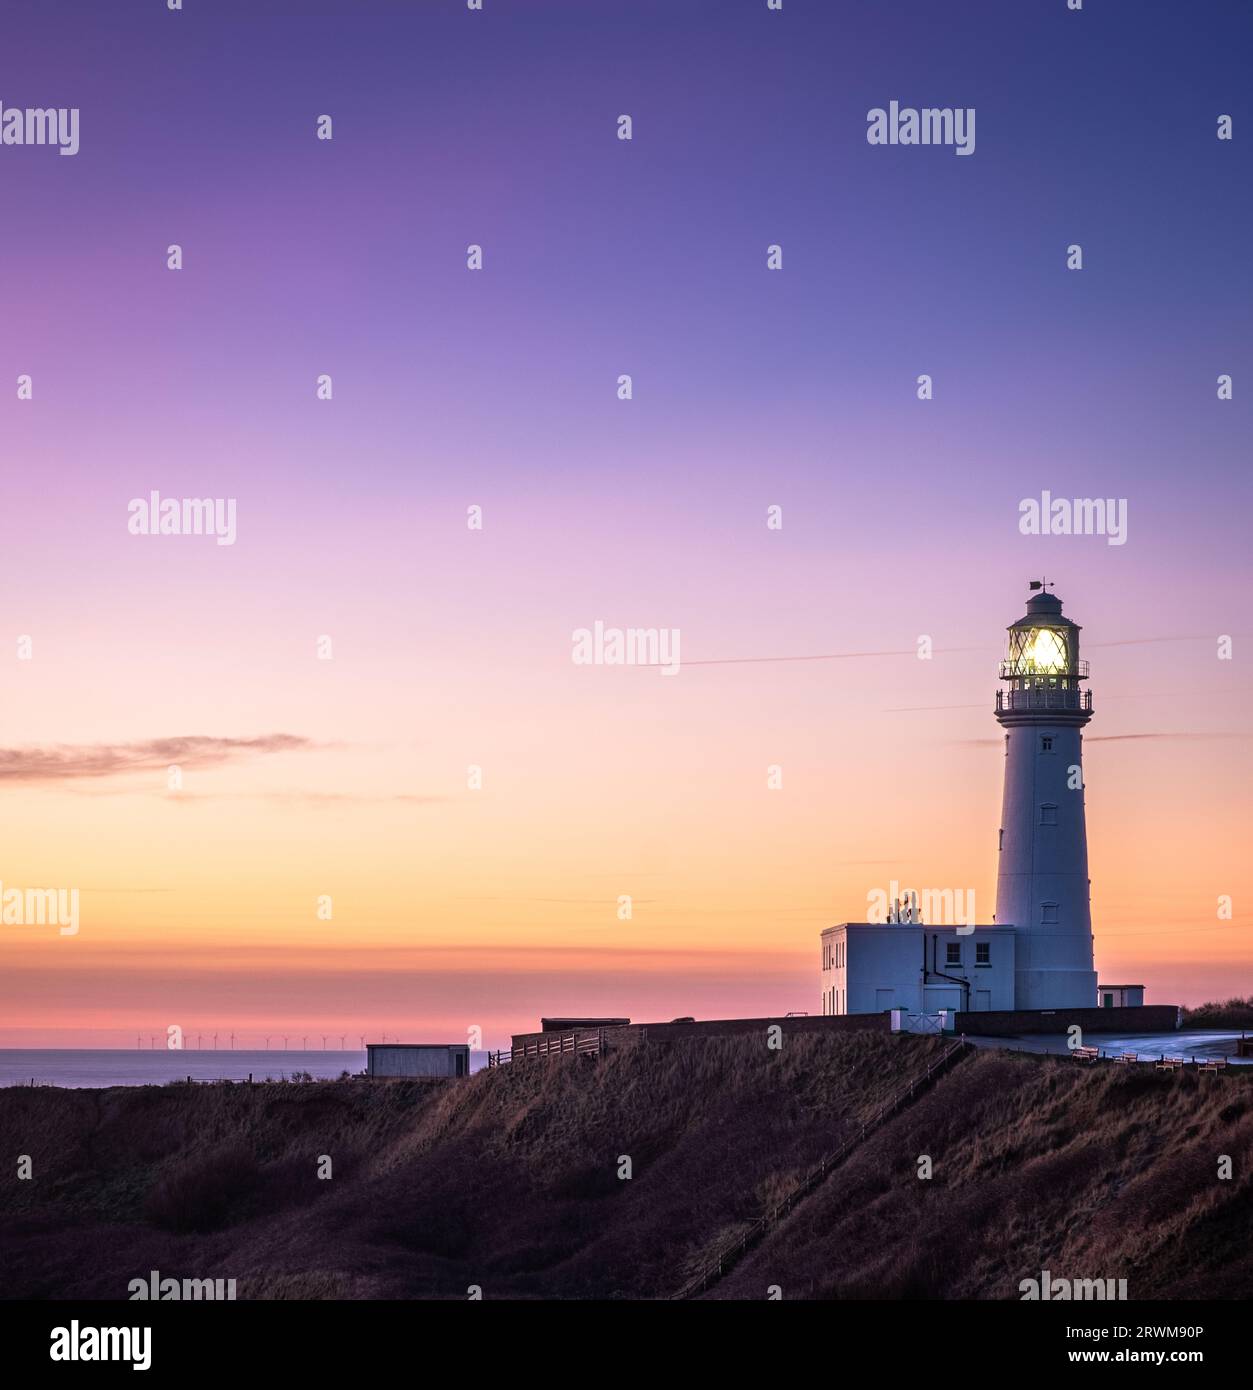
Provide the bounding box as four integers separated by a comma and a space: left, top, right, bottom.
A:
945, 942, 961, 966
998, 828, 1004, 851
1042, 903, 1059, 925
1041, 736, 1054, 752
976, 942, 990, 965
1040, 803, 1058, 826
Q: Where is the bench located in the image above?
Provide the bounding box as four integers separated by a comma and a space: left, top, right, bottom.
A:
1199, 1058, 1228, 1073
1155, 1057, 1185, 1071
1112, 1052, 1139, 1065
1072, 1045, 1100, 1063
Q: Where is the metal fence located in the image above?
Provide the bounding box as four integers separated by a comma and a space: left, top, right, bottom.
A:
486, 1028, 607, 1067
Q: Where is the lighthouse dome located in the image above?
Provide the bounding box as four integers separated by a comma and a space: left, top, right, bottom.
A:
1025, 591, 1063, 618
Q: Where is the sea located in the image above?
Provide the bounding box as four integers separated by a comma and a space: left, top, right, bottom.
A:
0, 1049, 491, 1089
1, 1035, 1244, 1088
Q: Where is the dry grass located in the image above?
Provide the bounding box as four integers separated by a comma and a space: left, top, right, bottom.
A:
0, 1036, 1248, 1299
710, 1050, 1253, 1300
1183, 996, 1253, 1029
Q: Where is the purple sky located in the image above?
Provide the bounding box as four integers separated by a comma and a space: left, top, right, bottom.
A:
2, 0, 1251, 1045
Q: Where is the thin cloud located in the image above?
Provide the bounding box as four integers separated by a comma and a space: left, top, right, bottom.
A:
1086, 635, 1247, 648
1086, 732, 1250, 743
886, 703, 985, 712
170, 791, 445, 807
676, 646, 982, 668
679, 634, 1247, 671
0, 734, 315, 782
952, 732, 1248, 747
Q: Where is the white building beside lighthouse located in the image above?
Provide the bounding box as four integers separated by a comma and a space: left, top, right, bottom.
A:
822, 583, 1109, 1018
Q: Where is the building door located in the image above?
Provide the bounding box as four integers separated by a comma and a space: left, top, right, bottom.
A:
1102, 992, 1114, 1009
924, 987, 961, 1015
976, 989, 991, 1012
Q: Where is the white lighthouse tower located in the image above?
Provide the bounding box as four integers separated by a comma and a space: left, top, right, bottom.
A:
995, 583, 1098, 1010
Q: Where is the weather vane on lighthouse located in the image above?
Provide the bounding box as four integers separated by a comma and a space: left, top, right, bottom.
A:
1029, 578, 1055, 593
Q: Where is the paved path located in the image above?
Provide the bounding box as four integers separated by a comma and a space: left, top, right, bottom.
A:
964, 1030, 1251, 1064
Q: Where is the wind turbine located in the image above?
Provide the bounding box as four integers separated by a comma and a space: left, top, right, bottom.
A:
149, 1035, 158, 1050
196, 1033, 203, 1050
283, 1035, 289, 1050
339, 1035, 346, 1049
213, 1033, 219, 1050
302, 1036, 308, 1050
321, 1036, 328, 1050
229, 1032, 235, 1050
265, 1035, 272, 1050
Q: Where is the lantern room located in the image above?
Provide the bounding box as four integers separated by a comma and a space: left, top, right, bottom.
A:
996, 587, 1092, 716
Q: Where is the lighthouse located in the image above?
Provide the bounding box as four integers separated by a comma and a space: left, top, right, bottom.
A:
994, 584, 1098, 1009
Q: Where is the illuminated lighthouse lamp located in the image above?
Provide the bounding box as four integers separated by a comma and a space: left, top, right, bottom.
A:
997, 581, 1089, 702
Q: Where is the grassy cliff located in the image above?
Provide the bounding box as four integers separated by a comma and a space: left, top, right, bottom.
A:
1, 1033, 1249, 1300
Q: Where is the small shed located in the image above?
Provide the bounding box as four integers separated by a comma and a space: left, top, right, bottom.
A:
366, 1043, 470, 1078
1098, 985, 1145, 1008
